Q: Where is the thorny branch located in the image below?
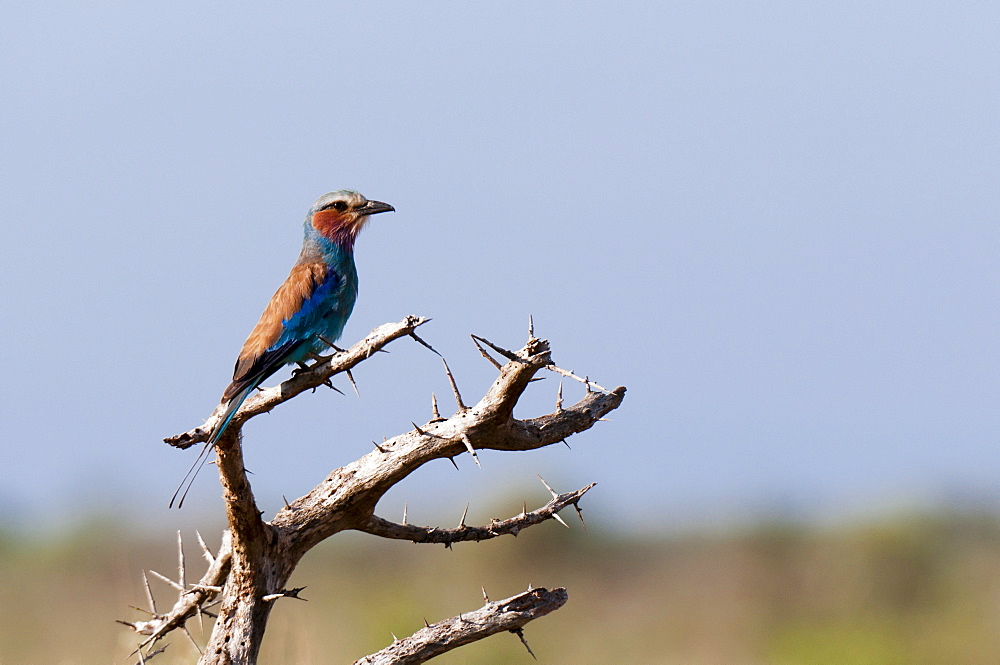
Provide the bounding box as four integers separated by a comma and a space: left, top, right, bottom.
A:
265, 324, 624, 553
119, 531, 232, 650
165, 316, 431, 450
358, 481, 595, 547
124, 316, 625, 664
354, 587, 568, 665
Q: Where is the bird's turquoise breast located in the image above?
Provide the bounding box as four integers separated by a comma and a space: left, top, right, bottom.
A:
275, 248, 358, 361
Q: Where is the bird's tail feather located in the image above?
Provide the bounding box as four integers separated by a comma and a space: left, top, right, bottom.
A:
169, 385, 254, 508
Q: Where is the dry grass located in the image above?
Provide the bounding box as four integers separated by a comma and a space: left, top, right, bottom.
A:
3, 510, 1000, 664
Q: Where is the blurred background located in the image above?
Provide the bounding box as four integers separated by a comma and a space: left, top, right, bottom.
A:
1, 2, 998, 663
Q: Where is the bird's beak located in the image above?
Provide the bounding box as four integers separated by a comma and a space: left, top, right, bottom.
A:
357, 200, 395, 216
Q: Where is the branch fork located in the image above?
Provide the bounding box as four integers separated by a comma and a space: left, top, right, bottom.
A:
131, 316, 624, 664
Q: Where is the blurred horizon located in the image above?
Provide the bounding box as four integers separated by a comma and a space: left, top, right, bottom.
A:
2, 2, 999, 537
5, 507, 1000, 664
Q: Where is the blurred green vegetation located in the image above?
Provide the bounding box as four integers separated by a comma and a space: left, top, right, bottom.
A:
3, 509, 1000, 664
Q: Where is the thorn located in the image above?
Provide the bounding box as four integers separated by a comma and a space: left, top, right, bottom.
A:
182, 625, 202, 655
195, 531, 214, 565
527, 377, 545, 382
447, 456, 460, 471
377, 348, 390, 354
521, 502, 527, 518
410, 331, 442, 356
482, 586, 490, 602
322, 379, 345, 395
345, 369, 360, 397
403, 502, 408, 525
189, 584, 223, 593
545, 365, 611, 394
431, 393, 442, 420
470, 335, 503, 370
511, 628, 537, 660
424, 617, 431, 628
373, 440, 387, 453
556, 381, 563, 411
177, 531, 186, 589
263, 587, 307, 602
391, 632, 399, 643
574, 503, 588, 531
528, 314, 535, 338
551, 512, 570, 529
148, 569, 184, 591
411, 421, 425, 435
138, 645, 170, 665
470, 334, 518, 362
142, 571, 157, 614
598, 417, 613, 422
461, 434, 482, 468
442, 358, 466, 411
282, 495, 291, 510
536, 474, 559, 499
459, 504, 469, 528
561, 439, 571, 450
316, 335, 344, 352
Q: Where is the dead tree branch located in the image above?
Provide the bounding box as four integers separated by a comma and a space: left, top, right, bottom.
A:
120, 531, 231, 648
354, 587, 568, 665
126, 316, 625, 664
357, 482, 596, 546
165, 315, 431, 450
267, 331, 623, 553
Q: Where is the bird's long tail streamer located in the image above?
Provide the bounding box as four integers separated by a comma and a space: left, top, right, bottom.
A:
169, 385, 254, 508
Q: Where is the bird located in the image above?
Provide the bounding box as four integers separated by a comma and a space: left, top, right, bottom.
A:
170, 190, 395, 507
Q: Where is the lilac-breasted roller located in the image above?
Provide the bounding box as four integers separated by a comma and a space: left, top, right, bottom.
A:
171, 190, 394, 507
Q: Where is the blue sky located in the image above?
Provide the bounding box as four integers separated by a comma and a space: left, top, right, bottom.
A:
1, 3, 998, 533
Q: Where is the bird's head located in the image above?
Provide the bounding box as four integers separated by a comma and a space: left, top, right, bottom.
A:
308, 190, 395, 248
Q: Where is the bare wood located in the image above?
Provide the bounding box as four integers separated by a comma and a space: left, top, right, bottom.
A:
357, 483, 596, 546
354, 587, 568, 665
120, 532, 232, 647
165, 316, 430, 450
130, 318, 625, 664
267, 333, 624, 553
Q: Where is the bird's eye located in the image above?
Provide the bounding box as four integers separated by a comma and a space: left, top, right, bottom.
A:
330, 201, 349, 212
